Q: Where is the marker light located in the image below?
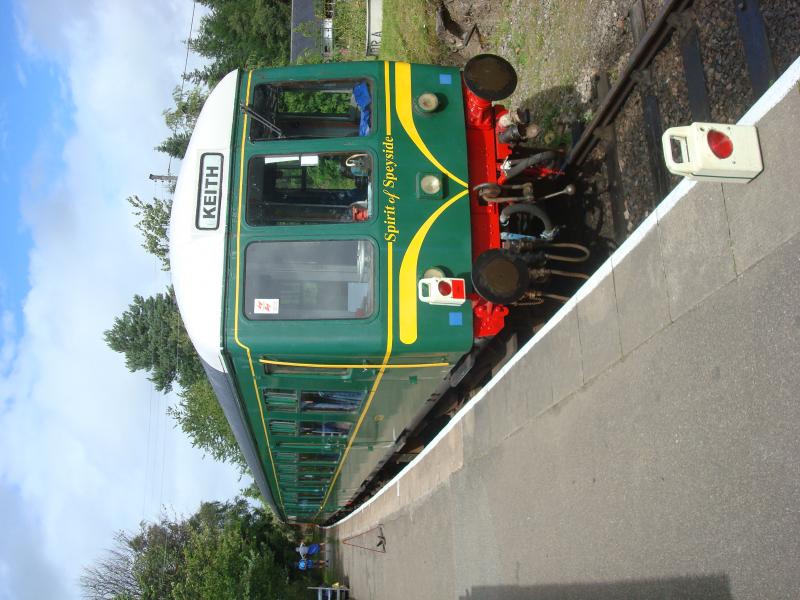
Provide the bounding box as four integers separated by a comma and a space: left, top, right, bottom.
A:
424, 267, 445, 278
418, 277, 467, 305
421, 174, 442, 194
707, 129, 733, 159
417, 93, 440, 112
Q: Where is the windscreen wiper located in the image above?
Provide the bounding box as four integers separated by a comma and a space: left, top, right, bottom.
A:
240, 103, 283, 138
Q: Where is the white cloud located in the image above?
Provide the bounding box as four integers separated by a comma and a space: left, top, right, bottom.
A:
14, 63, 27, 88
0, 311, 16, 377
0, 482, 70, 600
1, 2, 245, 599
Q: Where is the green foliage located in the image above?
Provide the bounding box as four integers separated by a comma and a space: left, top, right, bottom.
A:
155, 132, 192, 160
306, 157, 352, 190
167, 380, 246, 470
379, 0, 447, 63
128, 195, 172, 271
331, 0, 366, 60
157, 0, 292, 156
278, 89, 350, 114
104, 287, 205, 393
83, 500, 310, 600
188, 0, 292, 87
156, 86, 208, 160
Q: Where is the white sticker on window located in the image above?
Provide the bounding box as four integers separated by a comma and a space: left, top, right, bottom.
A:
264, 155, 299, 164
254, 298, 280, 314
300, 154, 319, 166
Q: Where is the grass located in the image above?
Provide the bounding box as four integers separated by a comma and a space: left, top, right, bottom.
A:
378, 0, 448, 63
328, 0, 446, 64
332, 0, 368, 60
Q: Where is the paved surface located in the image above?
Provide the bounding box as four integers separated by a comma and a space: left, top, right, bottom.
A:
330, 65, 800, 599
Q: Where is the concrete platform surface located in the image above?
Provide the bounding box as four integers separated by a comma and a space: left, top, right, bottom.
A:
329, 59, 800, 600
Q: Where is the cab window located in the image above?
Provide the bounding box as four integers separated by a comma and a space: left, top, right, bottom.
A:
244, 240, 374, 320
246, 152, 371, 225
248, 79, 372, 140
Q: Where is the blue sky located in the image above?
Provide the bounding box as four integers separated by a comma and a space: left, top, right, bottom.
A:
0, 2, 247, 598
0, 1, 54, 366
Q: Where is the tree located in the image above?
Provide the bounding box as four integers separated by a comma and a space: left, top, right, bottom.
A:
105, 291, 247, 470
128, 195, 172, 271
104, 288, 205, 393
79, 532, 141, 600
156, 1, 292, 157
156, 86, 208, 160
188, 0, 292, 87
81, 500, 310, 600
167, 379, 246, 470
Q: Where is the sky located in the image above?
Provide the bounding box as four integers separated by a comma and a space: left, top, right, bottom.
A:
0, 1, 248, 598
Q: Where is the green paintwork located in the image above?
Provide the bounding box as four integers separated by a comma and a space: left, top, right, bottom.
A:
221, 61, 473, 522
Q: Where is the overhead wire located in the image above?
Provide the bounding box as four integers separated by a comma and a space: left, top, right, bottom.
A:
157, 4, 198, 589
167, 0, 198, 178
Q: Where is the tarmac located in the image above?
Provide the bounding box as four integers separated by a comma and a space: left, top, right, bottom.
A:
329, 57, 800, 600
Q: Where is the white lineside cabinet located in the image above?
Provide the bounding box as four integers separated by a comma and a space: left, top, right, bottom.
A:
662, 122, 764, 183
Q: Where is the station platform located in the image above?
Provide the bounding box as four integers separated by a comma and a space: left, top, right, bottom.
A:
328, 57, 800, 600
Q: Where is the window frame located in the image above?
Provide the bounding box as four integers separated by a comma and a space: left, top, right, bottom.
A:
247, 78, 376, 142
299, 389, 367, 413
244, 151, 374, 227
243, 238, 378, 322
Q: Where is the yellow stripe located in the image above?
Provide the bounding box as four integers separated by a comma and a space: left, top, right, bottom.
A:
398, 189, 469, 345
233, 71, 284, 512
316, 243, 395, 517
315, 65, 400, 518
259, 358, 447, 369
384, 61, 391, 136
395, 62, 468, 188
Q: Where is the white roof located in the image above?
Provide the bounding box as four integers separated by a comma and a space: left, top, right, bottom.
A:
169, 70, 239, 368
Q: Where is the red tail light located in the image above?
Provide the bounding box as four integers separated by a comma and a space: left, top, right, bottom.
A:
707, 130, 733, 159
451, 279, 465, 299
438, 280, 452, 296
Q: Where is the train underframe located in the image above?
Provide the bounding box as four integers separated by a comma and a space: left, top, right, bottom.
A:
462, 54, 591, 341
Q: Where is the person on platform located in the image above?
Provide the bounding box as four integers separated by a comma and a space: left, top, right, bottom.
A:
297, 558, 329, 570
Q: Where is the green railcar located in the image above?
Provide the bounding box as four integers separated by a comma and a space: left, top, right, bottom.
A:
171, 57, 576, 523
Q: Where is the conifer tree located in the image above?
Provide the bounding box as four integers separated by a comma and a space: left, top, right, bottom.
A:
103, 288, 204, 393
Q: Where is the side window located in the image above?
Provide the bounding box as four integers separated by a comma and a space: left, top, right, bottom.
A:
299, 453, 340, 462
248, 79, 372, 140
246, 152, 372, 225
300, 390, 365, 412
245, 240, 375, 320
263, 388, 297, 410
299, 421, 353, 437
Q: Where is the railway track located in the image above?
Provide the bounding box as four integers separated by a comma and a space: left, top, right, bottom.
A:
325, 0, 800, 525
573, 0, 798, 242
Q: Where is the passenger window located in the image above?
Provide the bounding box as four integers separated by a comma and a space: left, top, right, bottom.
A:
299, 421, 353, 437
298, 464, 335, 474
269, 420, 297, 435
263, 388, 297, 410
245, 240, 375, 320
246, 152, 372, 225
300, 390, 366, 412
299, 453, 340, 462
248, 80, 372, 140
298, 492, 324, 502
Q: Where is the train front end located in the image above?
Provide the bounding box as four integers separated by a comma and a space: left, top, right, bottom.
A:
171, 59, 538, 524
